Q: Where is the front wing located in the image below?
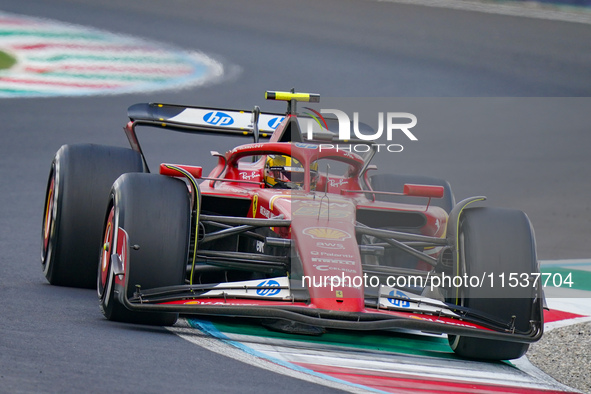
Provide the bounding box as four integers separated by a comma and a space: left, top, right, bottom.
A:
114, 274, 543, 344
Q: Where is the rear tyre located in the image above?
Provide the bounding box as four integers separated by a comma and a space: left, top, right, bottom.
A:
370, 174, 455, 213
448, 207, 541, 360
41, 144, 144, 288
98, 173, 190, 326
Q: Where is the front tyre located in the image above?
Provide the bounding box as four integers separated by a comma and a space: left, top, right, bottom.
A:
448, 207, 542, 360
98, 173, 190, 326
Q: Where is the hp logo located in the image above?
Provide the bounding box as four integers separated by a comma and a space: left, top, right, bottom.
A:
256, 280, 281, 296
204, 111, 234, 126
387, 290, 410, 308
267, 116, 284, 130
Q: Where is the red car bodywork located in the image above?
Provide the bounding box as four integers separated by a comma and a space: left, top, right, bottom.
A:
111, 95, 543, 346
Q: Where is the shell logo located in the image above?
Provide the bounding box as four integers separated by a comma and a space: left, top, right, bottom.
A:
303, 227, 351, 241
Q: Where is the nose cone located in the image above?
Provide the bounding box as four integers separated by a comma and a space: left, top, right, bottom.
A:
291, 200, 365, 312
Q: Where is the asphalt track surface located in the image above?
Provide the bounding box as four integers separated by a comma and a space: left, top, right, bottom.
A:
1, 0, 590, 392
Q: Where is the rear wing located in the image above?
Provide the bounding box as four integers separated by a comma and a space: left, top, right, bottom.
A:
126, 93, 375, 145
127, 102, 285, 139
125, 102, 285, 171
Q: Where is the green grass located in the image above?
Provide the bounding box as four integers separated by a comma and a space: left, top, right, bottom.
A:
0, 50, 17, 70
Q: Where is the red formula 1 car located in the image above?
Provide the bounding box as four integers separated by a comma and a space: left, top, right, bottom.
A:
41, 91, 544, 360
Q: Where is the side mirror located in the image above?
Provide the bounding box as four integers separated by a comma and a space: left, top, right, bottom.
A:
159, 163, 203, 179
403, 184, 444, 198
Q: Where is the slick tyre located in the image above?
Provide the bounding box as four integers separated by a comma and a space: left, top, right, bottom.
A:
41, 144, 144, 288
448, 207, 542, 360
370, 174, 455, 213
98, 173, 190, 326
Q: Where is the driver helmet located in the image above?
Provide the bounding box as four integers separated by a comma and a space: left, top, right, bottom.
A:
264, 155, 306, 189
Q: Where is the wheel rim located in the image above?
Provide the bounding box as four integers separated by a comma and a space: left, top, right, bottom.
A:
42, 176, 54, 252
41, 168, 56, 273
98, 206, 115, 299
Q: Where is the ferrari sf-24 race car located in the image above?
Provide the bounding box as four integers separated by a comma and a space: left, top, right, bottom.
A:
41, 91, 544, 360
